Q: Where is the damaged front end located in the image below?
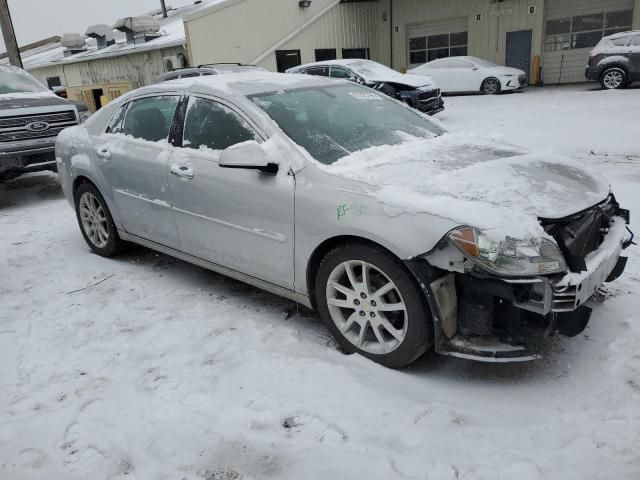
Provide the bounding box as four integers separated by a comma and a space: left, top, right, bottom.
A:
372, 82, 445, 116
409, 196, 633, 362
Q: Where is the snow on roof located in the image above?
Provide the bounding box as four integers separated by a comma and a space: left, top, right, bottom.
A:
15, 0, 223, 70
133, 70, 336, 98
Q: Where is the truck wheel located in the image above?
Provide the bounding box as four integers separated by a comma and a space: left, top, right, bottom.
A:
74, 183, 124, 257
315, 243, 432, 368
600, 68, 627, 89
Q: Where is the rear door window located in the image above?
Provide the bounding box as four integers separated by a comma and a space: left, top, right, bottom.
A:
306, 66, 329, 77
330, 67, 353, 79
182, 96, 258, 152
120, 96, 180, 142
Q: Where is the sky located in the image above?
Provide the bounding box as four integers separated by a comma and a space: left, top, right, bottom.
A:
0, 0, 195, 52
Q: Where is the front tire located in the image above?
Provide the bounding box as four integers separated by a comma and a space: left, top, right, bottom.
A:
74, 183, 124, 257
600, 68, 627, 90
481, 77, 501, 95
315, 243, 432, 368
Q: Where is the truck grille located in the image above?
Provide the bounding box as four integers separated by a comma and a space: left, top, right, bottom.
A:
0, 110, 77, 142
0, 126, 68, 143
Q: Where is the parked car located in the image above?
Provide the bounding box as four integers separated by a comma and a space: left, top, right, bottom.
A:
287, 59, 444, 115
155, 63, 267, 83
56, 72, 632, 368
0, 65, 88, 182
586, 31, 640, 89
409, 56, 527, 95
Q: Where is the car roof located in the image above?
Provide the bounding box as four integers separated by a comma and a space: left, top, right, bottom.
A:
605, 30, 639, 39
291, 59, 368, 71
134, 71, 341, 99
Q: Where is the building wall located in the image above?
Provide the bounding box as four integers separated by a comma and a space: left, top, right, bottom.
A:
28, 45, 187, 91
185, 0, 391, 70
390, 0, 546, 76
542, 0, 637, 84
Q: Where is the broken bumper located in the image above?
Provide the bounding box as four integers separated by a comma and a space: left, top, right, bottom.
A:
409, 216, 632, 362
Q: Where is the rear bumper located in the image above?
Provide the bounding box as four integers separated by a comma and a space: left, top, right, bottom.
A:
585, 66, 600, 81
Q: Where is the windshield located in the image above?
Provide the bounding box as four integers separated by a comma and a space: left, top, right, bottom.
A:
469, 57, 498, 68
345, 60, 395, 79
251, 84, 443, 165
0, 68, 48, 95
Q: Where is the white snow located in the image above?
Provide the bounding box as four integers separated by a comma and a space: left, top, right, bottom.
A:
1, 84, 639, 480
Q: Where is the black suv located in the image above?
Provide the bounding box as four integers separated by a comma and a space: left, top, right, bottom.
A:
586, 31, 640, 89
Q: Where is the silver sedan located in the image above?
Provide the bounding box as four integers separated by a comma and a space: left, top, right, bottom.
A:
55, 72, 632, 368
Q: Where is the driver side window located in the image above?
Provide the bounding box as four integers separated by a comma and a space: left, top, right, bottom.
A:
182, 97, 259, 152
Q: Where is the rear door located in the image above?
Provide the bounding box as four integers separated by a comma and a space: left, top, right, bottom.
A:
446, 59, 478, 92
167, 95, 295, 288
97, 95, 181, 248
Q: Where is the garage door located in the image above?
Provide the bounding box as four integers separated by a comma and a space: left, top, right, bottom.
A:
542, 0, 634, 84
407, 17, 469, 68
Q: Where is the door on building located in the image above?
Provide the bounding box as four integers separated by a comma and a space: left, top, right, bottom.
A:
506, 30, 532, 79
275, 50, 302, 73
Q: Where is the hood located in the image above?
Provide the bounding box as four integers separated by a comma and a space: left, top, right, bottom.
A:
486, 66, 525, 76
0, 92, 72, 112
362, 70, 434, 89
322, 134, 610, 241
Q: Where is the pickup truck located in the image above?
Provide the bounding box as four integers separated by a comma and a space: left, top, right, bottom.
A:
0, 64, 89, 181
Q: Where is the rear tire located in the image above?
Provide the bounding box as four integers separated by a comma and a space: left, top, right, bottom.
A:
481, 77, 501, 95
600, 68, 627, 90
74, 183, 124, 257
315, 243, 433, 368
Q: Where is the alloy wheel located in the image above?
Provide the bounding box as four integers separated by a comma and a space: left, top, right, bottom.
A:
325, 260, 408, 354
79, 192, 109, 249
603, 70, 623, 89
483, 78, 499, 94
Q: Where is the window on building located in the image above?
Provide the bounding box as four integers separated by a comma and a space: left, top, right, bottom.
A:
182, 97, 258, 152
342, 48, 370, 59
46, 76, 61, 89
121, 96, 179, 142
544, 10, 632, 52
315, 49, 337, 62
409, 31, 468, 64
306, 66, 329, 77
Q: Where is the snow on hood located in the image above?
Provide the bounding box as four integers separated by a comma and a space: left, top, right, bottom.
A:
322, 134, 610, 241
348, 61, 434, 88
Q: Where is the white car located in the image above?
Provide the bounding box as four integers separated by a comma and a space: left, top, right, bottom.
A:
409, 56, 527, 95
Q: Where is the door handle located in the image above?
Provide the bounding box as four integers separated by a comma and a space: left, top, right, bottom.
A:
170, 164, 195, 179
96, 146, 111, 159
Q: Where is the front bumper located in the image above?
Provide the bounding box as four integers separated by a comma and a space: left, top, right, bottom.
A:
0, 138, 57, 175
416, 96, 445, 116
411, 214, 632, 362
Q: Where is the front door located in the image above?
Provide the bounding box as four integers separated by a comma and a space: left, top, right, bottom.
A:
629, 35, 640, 79
168, 96, 295, 288
506, 30, 532, 79
97, 95, 181, 249
275, 50, 301, 73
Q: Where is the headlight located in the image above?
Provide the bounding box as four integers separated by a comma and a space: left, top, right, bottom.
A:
78, 110, 91, 123
447, 226, 566, 277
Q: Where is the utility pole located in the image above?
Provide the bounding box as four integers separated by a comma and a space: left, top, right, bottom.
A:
160, 0, 168, 18
0, 0, 22, 68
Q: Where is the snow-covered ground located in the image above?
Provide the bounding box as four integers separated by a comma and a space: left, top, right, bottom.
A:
1, 84, 639, 480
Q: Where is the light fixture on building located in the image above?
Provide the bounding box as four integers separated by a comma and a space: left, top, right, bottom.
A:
475, 13, 482, 21
299, 0, 311, 7
529, 6, 536, 14
382, 11, 388, 22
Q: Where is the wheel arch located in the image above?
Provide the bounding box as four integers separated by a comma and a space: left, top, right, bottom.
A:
306, 234, 412, 310
481, 76, 501, 93
72, 175, 99, 202
600, 63, 629, 77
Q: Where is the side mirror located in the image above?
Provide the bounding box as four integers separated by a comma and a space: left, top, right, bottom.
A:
219, 140, 278, 174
